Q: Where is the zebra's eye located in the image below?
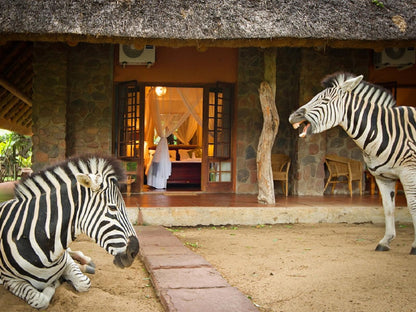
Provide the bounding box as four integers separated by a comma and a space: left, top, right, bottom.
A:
108, 204, 118, 212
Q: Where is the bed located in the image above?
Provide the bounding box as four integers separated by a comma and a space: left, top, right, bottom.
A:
147, 145, 202, 186
168, 160, 201, 184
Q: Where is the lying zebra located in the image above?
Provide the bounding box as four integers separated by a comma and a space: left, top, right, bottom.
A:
0, 155, 139, 309
289, 72, 416, 254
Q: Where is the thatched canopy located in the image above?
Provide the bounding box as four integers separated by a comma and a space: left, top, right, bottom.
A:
0, 0, 415, 135
1, 0, 415, 49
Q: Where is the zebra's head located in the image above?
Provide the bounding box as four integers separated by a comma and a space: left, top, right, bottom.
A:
73, 156, 139, 269
289, 72, 363, 138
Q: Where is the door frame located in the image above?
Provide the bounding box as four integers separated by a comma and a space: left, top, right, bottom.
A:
114, 81, 236, 193
201, 82, 235, 193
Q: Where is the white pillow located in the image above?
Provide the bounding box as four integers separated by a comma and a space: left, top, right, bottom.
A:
169, 150, 177, 161
178, 149, 190, 161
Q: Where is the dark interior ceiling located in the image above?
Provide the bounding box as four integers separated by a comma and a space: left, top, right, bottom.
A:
0, 41, 33, 135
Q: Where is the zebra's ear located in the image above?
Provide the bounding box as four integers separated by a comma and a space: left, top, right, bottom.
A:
340, 75, 363, 92
76, 173, 102, 191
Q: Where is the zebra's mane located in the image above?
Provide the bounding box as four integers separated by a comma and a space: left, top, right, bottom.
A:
15, 154, 126, 198
321, 72, 396, 108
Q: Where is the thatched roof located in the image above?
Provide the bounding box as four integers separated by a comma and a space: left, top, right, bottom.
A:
0, 0, 415, 135
1, 0, 415, 49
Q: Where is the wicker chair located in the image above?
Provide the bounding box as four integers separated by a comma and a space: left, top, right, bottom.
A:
324, 154, 363, 197
271, 154, 291, 196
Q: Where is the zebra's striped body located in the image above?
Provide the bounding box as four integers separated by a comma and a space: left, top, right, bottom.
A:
0, 155, 139, 309
289, 72, 416, 254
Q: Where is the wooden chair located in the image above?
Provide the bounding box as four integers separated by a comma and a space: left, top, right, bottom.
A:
271, 154, 291, 196
324, 154, 363, 197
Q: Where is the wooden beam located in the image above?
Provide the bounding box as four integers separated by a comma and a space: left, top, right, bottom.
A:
0, 94, 20, 118
0, 77, 32, 107
13, 105, 30, 122
0, 117, 31, 135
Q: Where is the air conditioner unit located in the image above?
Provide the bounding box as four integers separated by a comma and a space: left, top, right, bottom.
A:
374, 47, 415, 69
119, 44, 155, 66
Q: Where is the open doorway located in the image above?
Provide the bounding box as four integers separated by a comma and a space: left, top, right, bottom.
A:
144, 86, 203, 192
115, 82, 234, 194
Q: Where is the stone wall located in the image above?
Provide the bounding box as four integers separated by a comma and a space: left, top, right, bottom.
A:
236, 47, 302, 194
32, 43, 114, 171
67, 43, 114, 156
236, 47, 370, 195
295, 48, 370, 195
236, 48, 264, 194
274, 48, 302, 195
32, 43, 68, 171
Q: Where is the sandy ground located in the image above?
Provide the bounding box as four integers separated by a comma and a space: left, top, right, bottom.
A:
3, 223, 416, 312
0, 235, 164, 312
173, 223, 416, 312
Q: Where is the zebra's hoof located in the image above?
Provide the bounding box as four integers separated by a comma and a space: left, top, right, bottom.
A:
375, 244, 390, 251
85, 265, 95, 274
410, 248, 416, 255
88, 261, 96, 268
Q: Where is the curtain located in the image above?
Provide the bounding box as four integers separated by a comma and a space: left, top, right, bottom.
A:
146, 87, 203, 189
174, 88, 203, 145
175, 116, 197, 145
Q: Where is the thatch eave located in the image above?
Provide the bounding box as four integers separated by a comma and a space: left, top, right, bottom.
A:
0, 0, 415, 50
1, 32, 415, 51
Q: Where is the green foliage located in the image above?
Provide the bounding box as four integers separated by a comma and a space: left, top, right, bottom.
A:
0, 131, 32, 181
372, 0, 385, 8
185, 241, 200, 249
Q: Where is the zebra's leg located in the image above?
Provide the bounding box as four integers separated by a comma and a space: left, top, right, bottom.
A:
3, 278, 60, 310
397, 175, 416, 254
375, 178, 397, 251
67, 247, 96, 274
61, 250, 91, 292
407, 198, 416, 255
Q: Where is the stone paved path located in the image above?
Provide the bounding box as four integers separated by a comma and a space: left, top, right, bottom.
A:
135, 226, 259, 312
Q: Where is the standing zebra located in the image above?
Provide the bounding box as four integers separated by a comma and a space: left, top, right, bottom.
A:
289, 72, 416, 255
0, 155, 139, 309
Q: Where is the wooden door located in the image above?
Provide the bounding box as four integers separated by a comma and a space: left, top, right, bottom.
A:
114, 81, 144, 192
202, 83, 234, 192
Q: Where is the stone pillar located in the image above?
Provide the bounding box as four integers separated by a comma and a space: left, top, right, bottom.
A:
236, 48, 264, 194
294, 48, 370, 195
67, 43, 114, 156
32, 43, 68, 171
274, 48, 301, 195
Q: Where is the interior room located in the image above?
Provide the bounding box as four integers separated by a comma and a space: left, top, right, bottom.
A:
144, 86, 203, 191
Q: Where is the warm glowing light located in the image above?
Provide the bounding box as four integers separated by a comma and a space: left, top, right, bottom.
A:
126, 144, 134, 157
155, 86, 167, 96
208, 144, 214, 157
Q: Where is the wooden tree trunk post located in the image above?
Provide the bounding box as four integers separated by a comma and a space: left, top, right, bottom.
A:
257, 48, 279, 204
257, 82, 279, 204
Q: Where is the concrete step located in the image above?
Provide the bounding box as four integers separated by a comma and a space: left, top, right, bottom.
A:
127, 203, 411, 227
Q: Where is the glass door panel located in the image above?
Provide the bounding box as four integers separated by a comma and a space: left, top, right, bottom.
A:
203, 83, 234, 192
115, 81, 144, 192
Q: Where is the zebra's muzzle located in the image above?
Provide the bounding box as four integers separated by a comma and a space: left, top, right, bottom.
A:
289, 109, 311, 138
296, 122, 311, 138
113, 235, 140, 268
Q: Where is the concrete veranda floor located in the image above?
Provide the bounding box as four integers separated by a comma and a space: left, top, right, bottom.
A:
124, 192, 411, 227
